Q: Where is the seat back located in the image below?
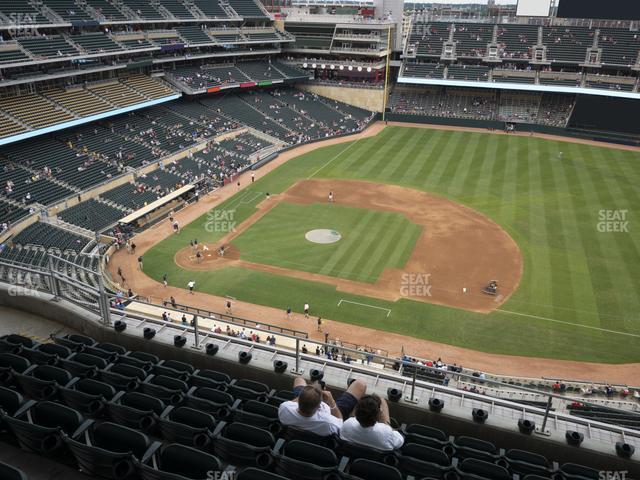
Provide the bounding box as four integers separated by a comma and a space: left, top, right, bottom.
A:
161, 360, 195, 374
458, 458, 511, 480
0, 462, 27, 480
33, 401, 83, 433
0, 386, 24, 415
38, 343, 73, 359
349, 458, 403, 480
109, 363, 148, 380
237, 467, 290, 480
156, 443, 221, 477
121, 392, 165, 415
560, 463, 601, 480
76, 378, 117, 399
0, 353, 31, 373
94, 422, 150, 457
158, 407, 215, 449
214, 422, 275, 467
275, 439, 339, 480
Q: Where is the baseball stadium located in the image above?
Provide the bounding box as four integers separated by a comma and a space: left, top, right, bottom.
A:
0, 0, 638, 478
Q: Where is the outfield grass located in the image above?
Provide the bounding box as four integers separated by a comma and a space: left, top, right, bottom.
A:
143, 126, 640, 363
231, 203, 422, 283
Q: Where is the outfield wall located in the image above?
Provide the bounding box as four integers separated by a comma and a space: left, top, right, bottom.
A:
298, 83, 387, 112
384, 113, 640, 148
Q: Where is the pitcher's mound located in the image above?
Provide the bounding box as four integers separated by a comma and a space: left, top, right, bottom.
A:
305, 229, 342, 244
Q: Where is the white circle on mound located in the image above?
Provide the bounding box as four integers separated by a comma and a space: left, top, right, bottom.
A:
305, 229, 342, 244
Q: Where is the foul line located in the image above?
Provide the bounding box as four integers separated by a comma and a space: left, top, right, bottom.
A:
307, 137, 363, 179
496, 309, 640, 338
338, 299, 391, 317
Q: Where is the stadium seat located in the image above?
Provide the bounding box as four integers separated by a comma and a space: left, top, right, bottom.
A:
140, 374, 188, 405
14, 365, 73, 400
451, 436, 500, 462
283, 424, 339, 449
33, 343, 73, 361
402, 424, 451, 449
57, 352, 107, 379
136, 443, 222, 480
185, 387, 236, 419
98, 366, 143, 392
397, 443, 454, 478
64, 422, 155, 479
226, 379, 273, 401
273, 438, 345, 479
107, 362, 149, 380
499, 449, 556, 477
3, 401, 91, 454
0, 462, 27, 480
338, 436, 398, 465
58, 377, 116, 415
0, 387, 33, 433
456, 458, 512, 480
0, 335, 37, 350
157, 406, 216, 449
559, 463, 601, 479
238, 468, 291, 479
106, 391, 165, 431
213, 421, 276, 468
95, 343, 128, 356
342, 458, 404, 480
190, 369, 232, 389
0, 353, 31, 386
233, 399, 281, 434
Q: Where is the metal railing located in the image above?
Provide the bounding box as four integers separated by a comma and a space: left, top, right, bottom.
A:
132, 296, 309, 338
109, 305, 640, 445
1, 255, 639, 447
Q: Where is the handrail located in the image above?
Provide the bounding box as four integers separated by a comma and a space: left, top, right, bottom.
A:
110, 306, 640, 440
130, 296, 309, 338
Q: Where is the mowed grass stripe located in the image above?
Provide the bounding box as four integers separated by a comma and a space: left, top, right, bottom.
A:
425, 131, 470, 187
457, 134, 490, 201
523, 138, 554, 317
446, 133, 485, 197
318, 210, 378, 277
440, 132, 483, 195
548, 144, 599, 325
413, 129, 459, 187
328, 130, 390, 174
376, 128, 425, 180
385, 221, 423, 269
582, 146, 640, 329
335, 212, 397, 282
399, 130, 444, 184
537, 140, 576, 322
355, 127, 415, 178
563, 143, 626, 332
358, 214, 408, 281
389, 130, 436, 183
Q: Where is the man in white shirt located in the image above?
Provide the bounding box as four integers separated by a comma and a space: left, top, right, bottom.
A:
278, 377, 367, 436
339, 394, 404, 451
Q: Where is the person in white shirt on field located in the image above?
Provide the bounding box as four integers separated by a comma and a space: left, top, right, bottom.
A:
278, 376, 367, 436
340, 394, 404, 450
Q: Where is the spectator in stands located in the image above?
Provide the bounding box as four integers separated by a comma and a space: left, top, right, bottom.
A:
278, 377, 367, 435
340, 394, 404, 450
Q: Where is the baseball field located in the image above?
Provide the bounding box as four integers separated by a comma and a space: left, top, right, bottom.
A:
142, 125, 640, 364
